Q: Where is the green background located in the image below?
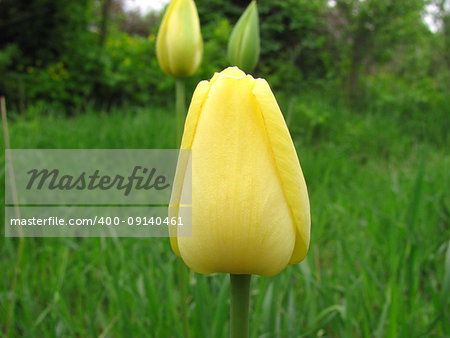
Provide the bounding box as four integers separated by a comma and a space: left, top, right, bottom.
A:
1, 0, 449, 337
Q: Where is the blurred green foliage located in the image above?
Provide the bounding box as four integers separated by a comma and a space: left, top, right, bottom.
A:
0, 0, 449, 116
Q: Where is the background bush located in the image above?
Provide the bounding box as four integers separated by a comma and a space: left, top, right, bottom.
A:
0, 0, 448, 116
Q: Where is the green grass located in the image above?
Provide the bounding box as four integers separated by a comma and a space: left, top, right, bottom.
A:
1, 101, 449, 337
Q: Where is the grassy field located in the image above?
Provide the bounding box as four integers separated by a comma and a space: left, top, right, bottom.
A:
1, 100, 449, 337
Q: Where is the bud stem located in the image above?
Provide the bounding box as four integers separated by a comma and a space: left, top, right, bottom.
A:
175, 79, 186, 145
230, 274, 251, 338
178, 258, 190, 338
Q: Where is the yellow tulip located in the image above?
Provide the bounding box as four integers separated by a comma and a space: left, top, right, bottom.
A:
170, 67, 310, 276
156, 0, 203, 77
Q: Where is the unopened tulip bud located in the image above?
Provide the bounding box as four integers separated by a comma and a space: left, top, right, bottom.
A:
227, 1, 260, 73
156, 0, 203, 77
170, 67, 310, 276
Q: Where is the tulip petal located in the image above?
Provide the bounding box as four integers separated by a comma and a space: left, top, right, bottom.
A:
166, 0, 202, 77
177, 74, 296, 276
228, 1, 260, 72
210, 66, 247, 85
156, 0, 203, 77
252, 79, 311, 264
170, 80, 211, 255
156, 1, 174, 74
237, 2, 260, 72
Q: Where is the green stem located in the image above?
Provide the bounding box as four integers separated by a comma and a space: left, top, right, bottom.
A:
178, 258, 190, 338
230, 274, 251, 338
175, 79, 186, 146
175, 80, 188, 337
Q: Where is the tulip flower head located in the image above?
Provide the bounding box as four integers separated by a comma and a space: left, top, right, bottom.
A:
170, 67, 310, 277
156, 0, 203, 77
228, 1, 260, 73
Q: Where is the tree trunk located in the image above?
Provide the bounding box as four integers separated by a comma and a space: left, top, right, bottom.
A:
443, 11, 450, 68
99, 0, 113, 47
